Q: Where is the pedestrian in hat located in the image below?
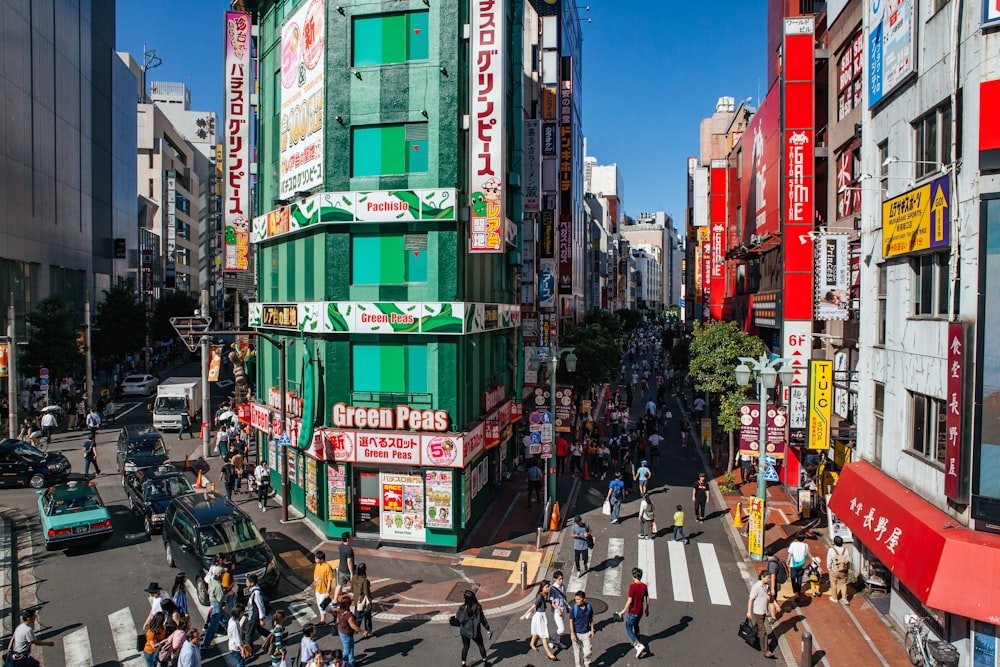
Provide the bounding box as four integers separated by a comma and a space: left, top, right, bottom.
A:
570, 516, 592, 576
634, 460, 651, 496
143, 582, 165, 630
605, 471, 625, 524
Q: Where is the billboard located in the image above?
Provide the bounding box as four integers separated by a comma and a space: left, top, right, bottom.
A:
808, 360, 833, 450
987, 0, 1000, 25
538, 258, 556, 309
469, 0, 507, 253
815, 233, 850, 321
869, 0, 915, 107
709, 159, 727, 321
558, 66, 573, 293
523, 120, 540, 212
224, 10, 251, 271
882, 176, 950, 258
741, 90, 781, 237
945, 322, 965, 502
279, 0, 325, 199
165, 170, 177, 285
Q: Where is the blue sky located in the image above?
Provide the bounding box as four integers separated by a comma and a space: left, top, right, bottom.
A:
116, 1, 767, 226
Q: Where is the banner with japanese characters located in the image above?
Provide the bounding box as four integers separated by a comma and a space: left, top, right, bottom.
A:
279, 0, 325, 199
224, 11, 251, 270
380, 472, 425, 542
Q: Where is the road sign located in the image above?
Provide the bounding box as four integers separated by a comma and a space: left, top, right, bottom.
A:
764, 455, 777, 467
529, 411, 543, 425
529, 443, 542, 455
539, 411, 552, 424
170, 315, 212, 352
529, 432, 541, 444
763, 465, 780, 482
39, 378, 49, 386
529, 423, 541, 433
541, 442, 553, 459
540, 424, 554, 442
39, 368, 49, 378
277, 433, 291, 446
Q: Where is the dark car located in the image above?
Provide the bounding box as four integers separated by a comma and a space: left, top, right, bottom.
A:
163, 493, 280, 605
0, 439, 71, 489
116, 425, 169, 475
124, 465, 195, 534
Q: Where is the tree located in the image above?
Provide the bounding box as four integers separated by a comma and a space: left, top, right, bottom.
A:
149, 291, 200, 343
22, 295, 84, 381
614, 308, 644, 333
582, 309, 623, 340
559, 322, 622, 397
92, 278, 147, 360
687, 321, 767, 471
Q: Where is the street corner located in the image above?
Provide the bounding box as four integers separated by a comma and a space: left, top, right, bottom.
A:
460, 543, 545, 586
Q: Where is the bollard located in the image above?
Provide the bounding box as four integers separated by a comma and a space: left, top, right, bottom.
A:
801, 631, 813, 667
536, 526, 543, 549
520, 561, 528, 591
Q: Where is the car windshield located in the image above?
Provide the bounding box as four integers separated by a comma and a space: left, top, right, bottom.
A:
145, 476, 193, 500
198, 515, 264, 555
128, 439, 166, 457
48, 491, 103, 515
155, 397, 186, 411
123, 376, 147, 384
14, 444, 45, 461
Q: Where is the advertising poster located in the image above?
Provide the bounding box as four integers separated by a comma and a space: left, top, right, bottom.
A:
815, 234, 850, 320
538, 258, 556, 309
741, 91, 781, 237
523, 120, 540, 212
827, 500, 854, 544
287, 447, 298, 486
869, 0, 915, 107
268, 440, 277, 471
739, 404, 789, 458
223, 11, 251, 270
748, 496, 765, 559
327, 464, 347, 522
882, 176, 950, 258
975, 621, 997, 667
305, 457, 318, 515
945, 322, 965, 502
0, 343, 8, 377
554, 386, 574, 432
279, 0, 326, 199
425, 470, 454, 529
808, 360, 833, 450
380, 472, 425, 542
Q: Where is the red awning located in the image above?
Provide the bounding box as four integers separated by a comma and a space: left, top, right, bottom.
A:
829, 461, 1000, 624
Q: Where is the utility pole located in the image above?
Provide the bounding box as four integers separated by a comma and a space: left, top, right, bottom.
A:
85, 292, 94, 410
201, 290, 211, 459
8, 295, 16, 439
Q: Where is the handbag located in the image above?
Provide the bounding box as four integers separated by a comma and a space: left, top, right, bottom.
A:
240, 642, 253, 659
356, 593, 372, 613
136, 633, 147, 653
585, 533, 595, 549
601, 500, 611, 516
738, 618, 761, 649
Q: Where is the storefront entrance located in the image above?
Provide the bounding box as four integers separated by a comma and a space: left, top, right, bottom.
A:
354, 468, 381, 537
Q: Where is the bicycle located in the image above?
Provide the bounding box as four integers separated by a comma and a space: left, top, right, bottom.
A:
904, 615, 959, 667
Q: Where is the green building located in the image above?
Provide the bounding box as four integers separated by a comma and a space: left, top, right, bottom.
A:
245, 0, 525, 549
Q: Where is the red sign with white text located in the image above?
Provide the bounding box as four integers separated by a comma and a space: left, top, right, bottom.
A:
710, 160, 727, 321
741, 90, 781, 238
945, 322, 965, 502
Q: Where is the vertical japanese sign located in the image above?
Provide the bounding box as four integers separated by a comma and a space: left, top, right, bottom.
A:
279, 0, 325, 199
425, 470, 454, 529
469, 0, 507, 253
224, 10, 251, 271
523, 120, 540, 212
558, 62, 573, 293
869, 0, 915, 107
814, 233, 850, 321
748, 496, 765, 559
305, 456, 318, 514
782, 17, 815, 391
945, 322, 965, 502
808, 360, 832, 450
165, 171, 178, 285
709, 159, 727, 321
327, 463, 348, 522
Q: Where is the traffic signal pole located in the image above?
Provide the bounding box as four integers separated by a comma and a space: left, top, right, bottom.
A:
201, 291, 211, 461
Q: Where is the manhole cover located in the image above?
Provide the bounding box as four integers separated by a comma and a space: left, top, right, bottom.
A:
446, 581, 481, 602
585, 598, 609, 615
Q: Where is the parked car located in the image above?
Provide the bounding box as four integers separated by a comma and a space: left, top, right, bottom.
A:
116, 425, 169, 474
124, 465, 195, 534
162, 493, 280, 605
0, 439, 71, 489
120, 374, 159, 397
38, 480, 113, 550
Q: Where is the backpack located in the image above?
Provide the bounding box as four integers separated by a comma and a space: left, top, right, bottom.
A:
831, 548, 850, 574
570, 602, 593, 624
769, 557, 788, 585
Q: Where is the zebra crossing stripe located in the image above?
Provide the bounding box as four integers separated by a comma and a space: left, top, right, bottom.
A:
697, 543, 732, 606
668, 540, 693, 602
108, 607, 144, 664
63, 626, 93, 667
602, 538, 624, 597
288, 598, 318, 626
568, 563, 588, 593
637, 537, 657, 600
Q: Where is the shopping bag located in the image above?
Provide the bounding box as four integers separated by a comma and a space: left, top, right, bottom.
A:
738, 618, 761, 649
602, 501, 612, 516
651, 520, 658, 534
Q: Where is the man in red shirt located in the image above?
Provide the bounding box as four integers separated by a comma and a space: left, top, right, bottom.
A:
616, 567, 650, 658
555, 436, 569, 475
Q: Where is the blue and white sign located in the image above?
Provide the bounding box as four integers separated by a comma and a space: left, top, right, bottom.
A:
529, 432, 541, 444
986, 0, 1000, 26
763, 465, 780, 482
278, 433, 291, 446
764, 455, 777, 467
539, 411, 552, 424
869, 0, 915, 107
538, 258, 556, 309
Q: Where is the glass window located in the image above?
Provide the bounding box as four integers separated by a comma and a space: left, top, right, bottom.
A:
874, 382, 885, 466
351, 234, 428, 284
912, 252, 949, 316
353, 12, 429, 66
877, 263, 888, 344
351, 124, 428, 177
910, 393, 946, 464
351, 344, 428, 394
914, 103, 952, 178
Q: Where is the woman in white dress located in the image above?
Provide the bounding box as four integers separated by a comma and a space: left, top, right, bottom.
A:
523, 580, 558, 660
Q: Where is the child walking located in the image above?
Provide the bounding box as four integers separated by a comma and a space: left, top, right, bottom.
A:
673, 505, 689, 544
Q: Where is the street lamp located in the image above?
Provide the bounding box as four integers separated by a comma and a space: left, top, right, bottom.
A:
735, 354, 793, 561
529, 347, 577, 515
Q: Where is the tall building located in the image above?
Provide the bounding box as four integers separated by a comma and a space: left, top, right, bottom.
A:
0, 0, 135, 330
245, 0, 529, 549
621, 211, 674, 310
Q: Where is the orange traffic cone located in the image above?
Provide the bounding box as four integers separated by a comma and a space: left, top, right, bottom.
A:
194, 469, 205, 489
732, 502, 744, 528
549, 501, 561, 531
183, 455, 191, 472
583, 461, 590, 481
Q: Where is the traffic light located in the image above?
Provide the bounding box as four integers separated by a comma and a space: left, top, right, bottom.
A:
229, 350, 247, 397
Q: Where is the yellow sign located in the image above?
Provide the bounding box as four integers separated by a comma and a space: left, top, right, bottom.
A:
833, 439, 853, 467
701, 418, 712, 448
808, 360, 833, 450
207, 345, 223, 382
881, 176, 950, 258
748, 496, 765, 559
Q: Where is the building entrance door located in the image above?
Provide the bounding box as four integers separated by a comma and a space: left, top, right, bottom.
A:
353, 468, 380, 536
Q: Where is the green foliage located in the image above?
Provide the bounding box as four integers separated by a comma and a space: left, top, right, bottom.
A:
22, 296, 83, 381
614, 308, 644, 333
719, 471, 740, 494
93, 278, 147, 360
687, 322, 767, 432
582, 309, 622, 339
560, 322, 622, 394
667, 334, 690, 378
149, 292, 201, 343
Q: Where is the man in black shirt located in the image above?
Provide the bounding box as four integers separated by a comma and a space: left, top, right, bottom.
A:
692, 472, 710, 522
333, 531, 355, 604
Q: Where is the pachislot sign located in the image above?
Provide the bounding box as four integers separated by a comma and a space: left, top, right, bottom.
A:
224, 11, 252, 271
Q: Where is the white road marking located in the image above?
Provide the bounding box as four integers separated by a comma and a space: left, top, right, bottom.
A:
668, 540, 692, 602
114, 402, 147, 419
698, 542, 732, 606
637, 537, 657, 600
602, 538, 624, 597
108, 607, 143, 664
567, 564, 589, 593
63, 626, 93, 667
288, 599, 318, 627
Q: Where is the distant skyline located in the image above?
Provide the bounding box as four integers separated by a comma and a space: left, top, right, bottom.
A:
116, 1, 767, 227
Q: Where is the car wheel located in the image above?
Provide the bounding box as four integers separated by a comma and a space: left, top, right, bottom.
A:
29, 473, 46, 489
196, 577, 209, 606
144, 515, 153, 535
165, 542, 175, 567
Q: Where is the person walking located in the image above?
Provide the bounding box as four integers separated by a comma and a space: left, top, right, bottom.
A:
142, 612, 167, 667
171, 573, 189, 617
634, 460, 651, 496
7, 609, 55, 667
200, 570, 227, 649
570, 441, 583, 476
672, 505, 689, 544
615, 568, 650, 658
453, 589, 492, 667
638, 493, 655, 539
312, 550, 336, 625
245, 574, 269, 649
227, 603, 248, 667
547, 571, 570, 651
523, 580, 558, 661
83, 435, 101, 476
266, 610, 288, 667
334, 531, 356, 604
176, 628, 203, 667
255, 461, 271, 511
765, 548, 787, 620
179, 400, 191, 439
570, 516, 592, 576
218, 456, 237, 500
568, 590, 595, 667
350, 562, 374, 634
826, 535, 852, 605
747, 569, 776, 658
335, 595, 372, 666
605, 472, 625, 524
787, 531, 811, 601
299, 623, 320, 667
40, 410, 57, 445
86, 407, 101, 439
527, 461, 543, 507
692, 473, 710, 522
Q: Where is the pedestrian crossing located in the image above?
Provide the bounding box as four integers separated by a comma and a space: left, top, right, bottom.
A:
566, 537, 734, 607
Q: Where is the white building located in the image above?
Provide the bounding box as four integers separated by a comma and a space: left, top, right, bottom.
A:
630, 246, 662, 311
